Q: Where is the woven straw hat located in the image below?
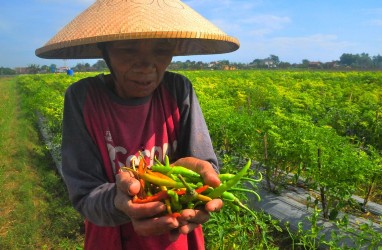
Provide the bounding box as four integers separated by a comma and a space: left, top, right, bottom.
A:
35, 0, 240, 59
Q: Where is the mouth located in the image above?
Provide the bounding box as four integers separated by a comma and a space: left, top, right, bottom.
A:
131, 80, 154, 86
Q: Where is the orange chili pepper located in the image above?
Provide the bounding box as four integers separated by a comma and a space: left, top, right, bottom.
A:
146, 170, 175, 181
176, 185, 209, 195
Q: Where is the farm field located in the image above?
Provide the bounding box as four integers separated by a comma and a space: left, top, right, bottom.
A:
1, 70, 382, 249
0, 77, 83, 249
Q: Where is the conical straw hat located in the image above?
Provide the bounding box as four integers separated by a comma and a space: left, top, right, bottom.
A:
35, 0, 240, 59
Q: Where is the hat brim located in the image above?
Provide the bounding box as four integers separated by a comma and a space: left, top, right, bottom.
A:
35, 0, 240, 59
36, 37, 239, 59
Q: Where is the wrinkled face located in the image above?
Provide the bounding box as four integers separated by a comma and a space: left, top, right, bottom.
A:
106, 39, 175, 99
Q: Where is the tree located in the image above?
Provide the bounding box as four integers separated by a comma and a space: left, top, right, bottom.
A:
355, 53, 372, 68
340, 53, 357, 66
27, 64, 40, 74
0, 67, 16, 75
301, 59, 310, 68
40, 65, 50, 73
92, 60, 108, 71
372, 54, 382, 69
269, 55, 280, 65
73, 63, 91, 72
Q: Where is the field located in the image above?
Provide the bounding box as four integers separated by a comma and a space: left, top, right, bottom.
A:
1, 70, 382, 249
0, 77, 83, 249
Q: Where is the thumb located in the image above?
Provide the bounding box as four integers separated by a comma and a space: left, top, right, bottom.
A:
116, 170, 141, 196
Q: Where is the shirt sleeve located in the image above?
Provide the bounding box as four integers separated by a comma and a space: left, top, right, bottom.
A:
164, 72, 219, 172
61, 78, 130, 226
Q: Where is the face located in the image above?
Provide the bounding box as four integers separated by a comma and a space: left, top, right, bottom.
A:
106, 39, 175, 99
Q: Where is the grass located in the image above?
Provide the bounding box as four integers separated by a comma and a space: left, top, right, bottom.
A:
0, 77, 84, 249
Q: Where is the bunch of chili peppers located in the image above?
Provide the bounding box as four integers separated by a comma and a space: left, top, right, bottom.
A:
120, 154, 261, 218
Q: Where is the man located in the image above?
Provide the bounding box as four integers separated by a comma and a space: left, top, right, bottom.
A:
36, 0, 239, 249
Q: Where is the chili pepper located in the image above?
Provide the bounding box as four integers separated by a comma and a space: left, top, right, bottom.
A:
177, 174, 198, 204
137, 155, 147, 197
229, 187, 261, 202
178, 175, 212, 204
218, 173, 236, 181
151, 164, 202, 182
176, 185, 209, 196
132, 190, 168, 203
207, 159, 252, 199
171, 212, 181, 218
160, 186, 173, 215
164, 155, 170, 167
195, 185, 210, 194
225, 200, 241, 213
139, 172, 185, 188
219, 173, 262, 183
167, 190, 182, 211
195, 193, 212, 202
221, 191, 257, 218
146, 170, 175, 182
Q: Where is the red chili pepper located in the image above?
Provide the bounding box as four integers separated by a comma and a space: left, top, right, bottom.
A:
132, 190, 168, 203
195, 185, 210, 194
171, 212, 181, 218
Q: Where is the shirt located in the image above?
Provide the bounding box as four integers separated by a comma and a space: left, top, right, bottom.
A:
61, 71, 218, 249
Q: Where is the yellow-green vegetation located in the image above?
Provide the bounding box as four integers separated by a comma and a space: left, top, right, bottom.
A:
10, 70, 382, 249
0, 77, 84, 249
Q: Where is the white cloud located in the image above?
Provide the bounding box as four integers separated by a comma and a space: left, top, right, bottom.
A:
241, 34, 355, 63
242, 15, 291, 36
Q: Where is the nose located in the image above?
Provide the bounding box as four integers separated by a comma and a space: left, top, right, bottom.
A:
132, 54, 156, 74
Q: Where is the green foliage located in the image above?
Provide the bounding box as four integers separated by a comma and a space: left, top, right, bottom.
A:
180, 70, 382, 211
0, 77, 83, 249
14, 70, 382, 248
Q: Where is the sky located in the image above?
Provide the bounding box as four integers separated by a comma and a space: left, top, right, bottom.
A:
1, 0, 381, 68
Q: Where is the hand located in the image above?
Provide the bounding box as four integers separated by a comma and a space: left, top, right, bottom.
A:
170, 157, 223, 239
114, 170, 180, 237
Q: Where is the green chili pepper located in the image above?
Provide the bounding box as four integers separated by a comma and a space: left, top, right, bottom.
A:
177, 174, 212, 204
178, 174, 198, 204
229, 187, 261, 202
219, 174, 262, 184
221, 191, 257, 218
152, 164, 202, 182
225, 200, 240, 212
208, 159, 252, 199
167, 190, 182, 211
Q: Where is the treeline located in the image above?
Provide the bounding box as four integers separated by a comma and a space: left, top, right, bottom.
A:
169, 53, 382, 70
2, 52, 382, 75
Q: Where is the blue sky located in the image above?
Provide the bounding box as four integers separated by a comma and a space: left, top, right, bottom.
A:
1, 0, 381, 68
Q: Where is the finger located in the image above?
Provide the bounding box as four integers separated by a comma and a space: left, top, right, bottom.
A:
173, 157, 221, 187
132, 215, 179, 237
199, 168, 221, 188
179, 209, 210, 224
127, 200, 166, 219
116, 170, 141, 195
178, 222, 199, 235
205, 199, 223, 212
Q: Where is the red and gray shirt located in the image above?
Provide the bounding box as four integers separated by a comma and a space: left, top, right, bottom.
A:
61, 71, 218, 249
